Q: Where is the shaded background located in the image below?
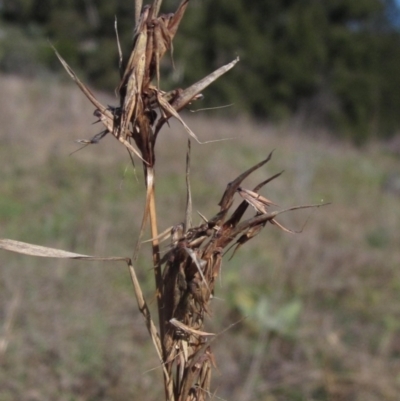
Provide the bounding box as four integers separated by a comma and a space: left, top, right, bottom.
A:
1, 1, 400, 400
2, 0, 400, 143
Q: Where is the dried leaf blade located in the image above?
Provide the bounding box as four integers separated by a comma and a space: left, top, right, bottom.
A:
172, 57, 239, 112
170, 318, 215, 337
0, 239, 126, 261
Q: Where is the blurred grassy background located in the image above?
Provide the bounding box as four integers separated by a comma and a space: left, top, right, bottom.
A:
0, 74, 400, 401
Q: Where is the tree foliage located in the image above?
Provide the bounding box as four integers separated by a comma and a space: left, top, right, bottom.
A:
1, 0, 400, 143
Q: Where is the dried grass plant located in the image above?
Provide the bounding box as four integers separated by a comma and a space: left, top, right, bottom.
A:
0, 1, 325, 400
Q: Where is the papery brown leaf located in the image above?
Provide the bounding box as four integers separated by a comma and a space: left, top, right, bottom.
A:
184, 248, 208, 290
185, 139, 192, 231
230, 203, 330, 238
153, 18, 171, 87
151, 0, 163, 19
223, 171, 283, 229
270, 218, 306, 234
237, 187, 277, 214
126, 259, 174, 401
170, 318, 215, 337
0, 239, 126, 261
171, 57, 239, 112
155, 91, 208, 144
180, 321, 242, 401
53, 46, 147, 162
118, 29, 147, 120
76, 130, 108, 145
53, 46, 109, 115
118, 27, 148, 98
218, 150, 275, 213
94, 108, 146, 162
167, 0, 190, 39
134, 0, 144, 27
114, 17, 123, 77
133, 166, 155, 260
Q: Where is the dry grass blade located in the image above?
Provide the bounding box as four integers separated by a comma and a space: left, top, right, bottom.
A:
218, 150, 275, 212
142, 226, 173, 244
76, 129, 108, 144
231, 203, 330, 237
117, 29, 147, 142
97, 108, 146, 160
185, 139, 192, 231
253, 171, 284, 192
114, 17, 123, 77
270, 218, 301, 233
126, 260, 174, 401
270, 206, 317, 233
184, 248, 210, 292
52, 46, 108, 114
134, 4, 151, 38
118, 136, 148, 163
170, 319, 215, 337
237, 187, 277, 214
156, 92, 228, 144
171, 57, 239, 112
118, 29, 147, 101
53, 46, 147, 162
167, 0, 190, 39
0, 234, 173, 400
154, 58, 239, 140
179, 321, 243, 401
153, 19, 170, 87
140, 168, 166, 364
135, 0, 143, 27
0, 239, 127, 261
151, 0, 163, 19
224, 172, 283, 229
156, 92, 203, 143
133, 168, 155, 260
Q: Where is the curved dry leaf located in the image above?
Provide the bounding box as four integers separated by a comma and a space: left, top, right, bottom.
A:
170, 318, 215, 337
114, 17, 123, 76
156, 92, 228, 144
0, 239, 126, 261
184, 247, 211, 293
185, 139, 192, 231
231, 203, 330, 238
76, 130, 108, 145
167, 0, 190, 39
218, 150, 275, 212
237, 187, 277, 214
142, 226, 173, 244
53, 46, 147, 163
52, 46, 108, 115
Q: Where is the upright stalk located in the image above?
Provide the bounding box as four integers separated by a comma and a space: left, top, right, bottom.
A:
2, 1, 322, 400
146, 168, 165, 343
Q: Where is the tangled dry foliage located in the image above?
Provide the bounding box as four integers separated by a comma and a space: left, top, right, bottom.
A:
0, 1, 326, 400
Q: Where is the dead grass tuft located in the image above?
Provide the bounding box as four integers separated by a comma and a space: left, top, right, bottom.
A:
2, 1, 400, 401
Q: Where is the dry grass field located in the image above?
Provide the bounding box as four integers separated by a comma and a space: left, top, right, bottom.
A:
1, 73, 400, 400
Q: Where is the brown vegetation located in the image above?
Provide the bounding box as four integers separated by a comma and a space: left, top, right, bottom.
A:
1, 71, 400, 400
1, 1, 400, 400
